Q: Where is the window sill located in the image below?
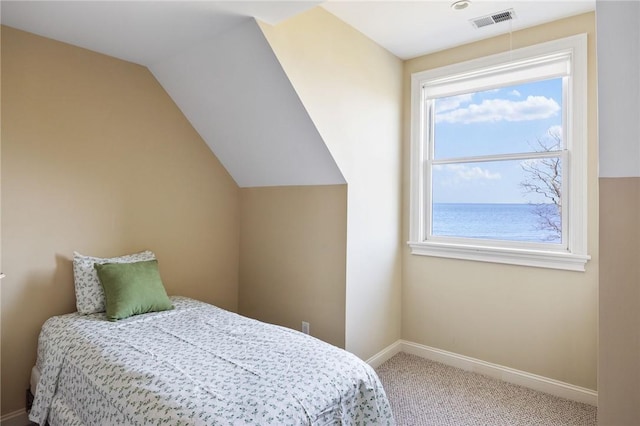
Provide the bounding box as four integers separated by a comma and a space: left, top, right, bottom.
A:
408, 241, 590, 272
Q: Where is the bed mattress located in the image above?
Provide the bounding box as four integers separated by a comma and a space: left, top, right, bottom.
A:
29, 296, 394, 425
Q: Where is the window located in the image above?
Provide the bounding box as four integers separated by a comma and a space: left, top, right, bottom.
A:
408, 34, 589, 271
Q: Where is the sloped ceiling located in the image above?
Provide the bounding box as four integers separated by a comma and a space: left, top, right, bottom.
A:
1, 1, 344, 188
150, 19, 344, 187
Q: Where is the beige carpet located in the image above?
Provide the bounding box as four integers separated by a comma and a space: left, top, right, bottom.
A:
375, 352, 597, 426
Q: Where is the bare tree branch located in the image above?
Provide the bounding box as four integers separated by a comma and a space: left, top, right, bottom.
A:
520, 131, 562, 241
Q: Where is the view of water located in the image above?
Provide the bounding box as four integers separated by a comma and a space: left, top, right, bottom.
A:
432, 203, 561, 243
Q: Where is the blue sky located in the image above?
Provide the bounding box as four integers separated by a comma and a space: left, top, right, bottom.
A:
431, 78, 563, 204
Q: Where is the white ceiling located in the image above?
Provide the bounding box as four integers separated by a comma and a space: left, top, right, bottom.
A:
323, 0, 596, 59
1, 1, 595, 64
0, 1, 323, 66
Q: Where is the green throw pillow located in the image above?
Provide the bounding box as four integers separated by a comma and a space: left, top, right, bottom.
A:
94, 260, 173, 321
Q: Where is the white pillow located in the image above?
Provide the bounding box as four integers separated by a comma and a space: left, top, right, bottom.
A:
73, 250, 156, 314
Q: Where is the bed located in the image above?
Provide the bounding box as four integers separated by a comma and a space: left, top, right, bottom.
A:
29, 296, 394, 425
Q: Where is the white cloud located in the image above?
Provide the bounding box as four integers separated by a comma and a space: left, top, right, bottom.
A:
435, 95, 560, 124
509, 89, 521, 97
434, 164, 501, 181
435, 93, 474, 113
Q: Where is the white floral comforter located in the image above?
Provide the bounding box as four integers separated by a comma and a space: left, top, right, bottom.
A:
29, 297, 394, 425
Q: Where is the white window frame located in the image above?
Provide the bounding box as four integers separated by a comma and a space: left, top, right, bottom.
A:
408, 34, 590, 272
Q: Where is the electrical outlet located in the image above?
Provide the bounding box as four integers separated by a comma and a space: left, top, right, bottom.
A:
302, 321, 310, 335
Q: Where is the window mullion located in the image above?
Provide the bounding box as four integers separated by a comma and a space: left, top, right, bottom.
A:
432, 150, 564, 165
424, 98, 435, 241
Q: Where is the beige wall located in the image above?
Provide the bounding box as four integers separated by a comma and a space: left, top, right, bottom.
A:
402, 13, 599, 390
596, 2, 640, 423
238, 185, 347, 348
598, 178, 640, 423
1, 27, 240, 414
260, 8, 403, 360
0, 21, 4, 411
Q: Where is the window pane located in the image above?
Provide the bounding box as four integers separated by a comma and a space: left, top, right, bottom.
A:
433, 78, 563, 159
431, 159, 562, 243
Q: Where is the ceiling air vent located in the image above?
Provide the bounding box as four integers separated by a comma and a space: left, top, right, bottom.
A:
470, 9, 516, 29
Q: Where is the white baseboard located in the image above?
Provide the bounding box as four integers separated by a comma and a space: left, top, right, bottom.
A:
367, 339, 597, 407
366, 340, 403, 368
0, 409, 29, 426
